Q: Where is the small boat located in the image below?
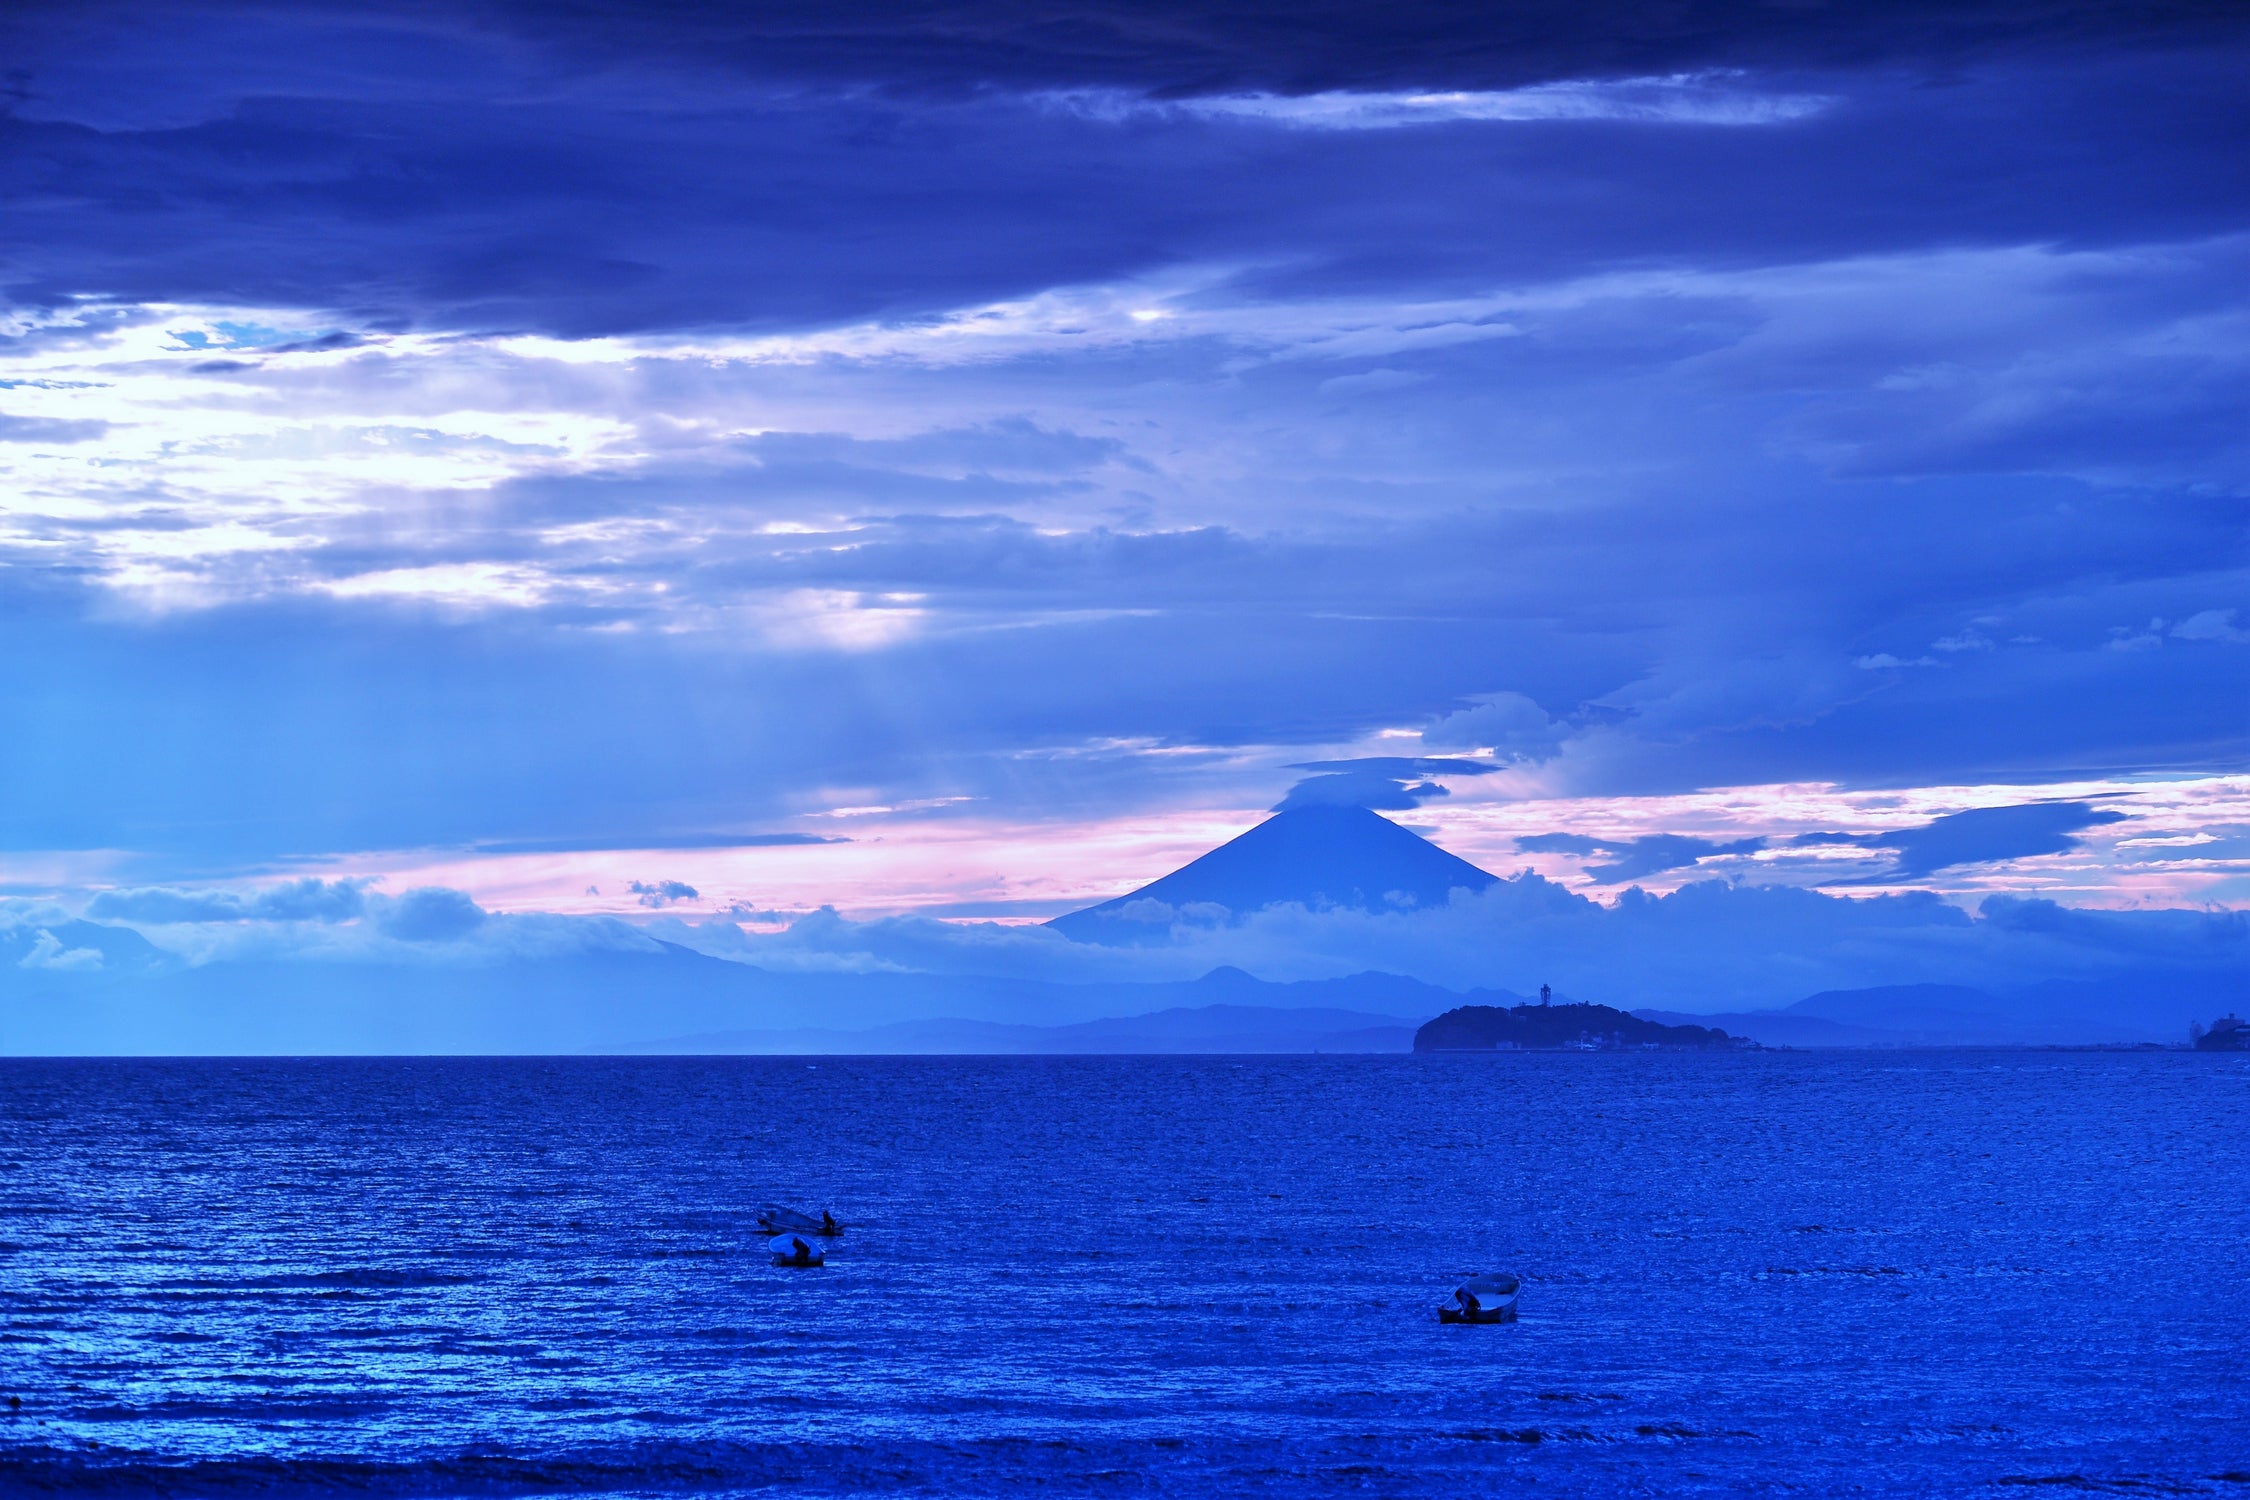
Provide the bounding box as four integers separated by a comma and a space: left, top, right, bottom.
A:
757, 1205, 842, 1237
771, 1235, 824, 1267
1438, 1274, 1520, 1324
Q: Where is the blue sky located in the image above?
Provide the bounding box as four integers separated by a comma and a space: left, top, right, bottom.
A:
0, 1, 2245, 997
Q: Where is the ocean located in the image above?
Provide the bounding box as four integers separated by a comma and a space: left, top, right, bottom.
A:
3, 1052, 2246, 1496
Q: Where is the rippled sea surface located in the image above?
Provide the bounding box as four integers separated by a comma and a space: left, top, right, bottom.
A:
4, 1053, 2248, 1497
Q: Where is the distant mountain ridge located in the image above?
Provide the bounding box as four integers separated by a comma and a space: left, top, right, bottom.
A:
0, 947, 1478, 1055
1635, 976, 2244, 1047
611, 1002, 1420, 1056
9, 870, 2237, 1056
3, 934, 2231, 1053
1049, 804, 1497, 943
1, 919, 169, 974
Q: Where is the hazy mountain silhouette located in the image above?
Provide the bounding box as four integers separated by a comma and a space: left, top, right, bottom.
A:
5, 925, 2222, 1052
1637, 975, 2240, 1046
0, 919, 169, 974
1048, 804, 1497, 943
612, 1000, 1423, 1056
0, 946, 1462, 1055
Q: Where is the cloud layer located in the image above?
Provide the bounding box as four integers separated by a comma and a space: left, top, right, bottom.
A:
0, 0, 2241, 930
10, 864, 2241, 1025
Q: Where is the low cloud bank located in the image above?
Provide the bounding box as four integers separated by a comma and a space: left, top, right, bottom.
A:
679, 878, 2241, 1013
9, 893, 661, 969
88, 877, 373, 925
84, 877, 493, 941
22, 871, 2240, 1018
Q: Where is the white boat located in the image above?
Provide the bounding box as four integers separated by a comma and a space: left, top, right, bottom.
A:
1437, 1273, 1520, 1324
757, 1205, 841, 1236
771, 1235, 825, 1267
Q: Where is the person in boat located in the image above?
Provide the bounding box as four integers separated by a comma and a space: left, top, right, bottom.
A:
821, 1210, 838, 1235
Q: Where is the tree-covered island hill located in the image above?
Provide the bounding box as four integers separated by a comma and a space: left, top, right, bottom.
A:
1414, 990, 1749, 1052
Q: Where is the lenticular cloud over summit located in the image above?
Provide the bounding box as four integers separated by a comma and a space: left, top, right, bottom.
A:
0, 0, 2245, 1053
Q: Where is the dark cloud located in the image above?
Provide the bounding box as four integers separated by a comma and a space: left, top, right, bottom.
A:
0, 8, 2242, 335
14, 1, 2234, 108
0, 412, 107, 443
86, 877, 370, 924
0, 2, 2241, 879
1273, 757, 1496, 811
1514, 833, 1605, 857
1286, 757, 1497, 778
743, 422, 1134, 480
1794, 801, 2130, 878
544, 0, 2245, 90
1516, 832, 1767, 882
0, 486, 2241, 863
721, 904, 800, 924
373, 886, 487, 942
1272, 773, 1444, 812
628, 879, 700, 908
473, 833, 843, 855
1420, 693, 1568, 761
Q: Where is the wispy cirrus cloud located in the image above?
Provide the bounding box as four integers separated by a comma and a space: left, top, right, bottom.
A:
1046, 74, 1833, 131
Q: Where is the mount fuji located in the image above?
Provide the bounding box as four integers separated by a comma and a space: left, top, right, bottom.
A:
1048, 804, 1497, 943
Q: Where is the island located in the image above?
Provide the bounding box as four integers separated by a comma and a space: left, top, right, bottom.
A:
1414, 1001, 1747, 1052
2194, 1014, 2248, 1052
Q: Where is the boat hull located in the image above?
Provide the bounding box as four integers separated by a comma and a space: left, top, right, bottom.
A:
756, 1206, 843, 1237
1439, 1272, 1522, 1324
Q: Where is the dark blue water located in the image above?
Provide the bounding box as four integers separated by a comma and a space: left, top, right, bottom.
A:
4, 1053, 2247, 1496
